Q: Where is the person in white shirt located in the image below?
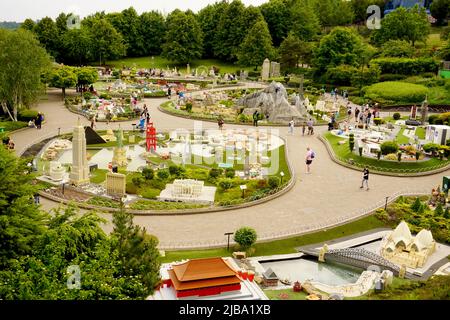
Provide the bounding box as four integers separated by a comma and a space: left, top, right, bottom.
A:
288, 118, 295, 135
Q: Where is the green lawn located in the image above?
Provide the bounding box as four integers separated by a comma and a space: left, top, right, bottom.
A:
324, 132, 450, 173
160, 215, 385, 263
90, 169, 108, 184
0, 120, 27, 132
415, 127, 426, 139
105, 56, 254, 75
395, 127, 411, 145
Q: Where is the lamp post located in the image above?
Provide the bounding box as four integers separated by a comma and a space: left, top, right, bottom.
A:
58, 127, 61, 136
280, 171, 285, 184
224, 232, 233, 251
385, 196, 389, 211
240, 184, 247, 199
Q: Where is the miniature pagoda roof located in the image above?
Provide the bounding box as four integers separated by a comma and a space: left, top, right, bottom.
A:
172, 257, 237, 282
262, 268, 278, 280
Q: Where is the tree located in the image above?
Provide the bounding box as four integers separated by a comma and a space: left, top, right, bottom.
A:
139, 11, 166, 56
238, 20, 275, 69
111, 205, 161, 295
372, 5, 430, 46
311, 0, 354, 27
234, 227, 257, 250
260, 0, 292, 46
161, 10, 203, 64
61, 27, 93, 65
349, 133, 355, 152
313, 27, 366, 73
107, 7, 143, 57
430, 0, 450, 26
47, 66, 78, 99
0, 29, 51, 121
350, 0, 385, 24
142, 167, 154, 180
34, 17, 60, 59
380, 40, 415, 58
20, 18, 36, 31
279, 33, 313, 69
290, 1, 321, 42
75, 67, 98, 91
435, 203, 444, 216
0, 144, 47, 268
411, 197, 422, 212
85, 19, 126, 65
197, 1, 228, 58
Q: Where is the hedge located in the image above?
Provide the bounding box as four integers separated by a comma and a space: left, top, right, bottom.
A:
364, 81, 429, 104
370, 57, 439, 75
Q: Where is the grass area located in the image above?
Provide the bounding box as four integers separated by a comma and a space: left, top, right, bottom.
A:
264, 289, 308, 300
160, 214, 386, 263
86, 196, 120, 208
324, 131, 450, 173
90, 169, 108, 184
129, 200, 208, 211
395, 127, 411, 145
0, 120, 28, 132
415, 127, 426, 139
105, 56, 254, 75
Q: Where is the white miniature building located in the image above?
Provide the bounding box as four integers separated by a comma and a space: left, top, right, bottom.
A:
172, 179, 203, 198
158, 179, 216, 204
106, 172, 126, 197
69, 119, 90, 185
49, 161, 65, 181
425, 125, 450, 145
380, 221, 436, 269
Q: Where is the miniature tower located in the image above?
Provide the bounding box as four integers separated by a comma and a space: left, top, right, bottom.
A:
69, 118, 89, 185
146, 122, 157, 152
112, 126, 128, 167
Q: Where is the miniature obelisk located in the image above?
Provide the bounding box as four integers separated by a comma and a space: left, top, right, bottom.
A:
69, 118, 90, 185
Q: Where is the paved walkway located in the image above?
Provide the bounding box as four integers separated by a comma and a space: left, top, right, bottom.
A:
11, 86, 450, 249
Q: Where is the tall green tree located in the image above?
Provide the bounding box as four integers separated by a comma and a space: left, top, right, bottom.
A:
34, 17, 60, 59
61, 27, 93, 65
107, 7, 143, 57
238, 20, 275, 69
197, 1, 229, 58
430, 0, 450, 26
0, 144, 47, 268
47, 66, 78, 99
350, 0, 385, 24
139, 11, 166, 56
0, 29, 51, 121
311, 0, 355, 27
260, 0, 293, 47
20, 18, 35, 31
75, 67, 98, 91
372, 5, 431, 46
290, 1, 321, 42
85, 19, 126, 65
161, 10, 203, 64
111, 205, 161, 295
313, 27, 366, 73
279, 32, 313, 69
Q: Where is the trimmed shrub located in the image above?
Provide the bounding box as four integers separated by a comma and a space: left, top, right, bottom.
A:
209, 168, 223, 179
359, 147, 363, 157
365, 81, 429, 104
370, 57, 439, 75
325, 65, 357, 86
169, 165, 180, 176
411, 197, 422, 212
132, 176, 143, 187
141, 188, 161, 200
381, 141, 399, 155
423, 143, 440, 155
384, 153, 398, 160
380, 40, 414, 58
18, 109, 39, 122
435, 203, 444, 216
373, 118, 384, 125
225, 168, 236, 178
185, 102, 193, 113
397, 151, 402, 162
142, 167, 154, 180
218, 178, 234, 190
379, 73, 407, 82
234, 227, 257, 250
156, 169, 170, 180
393, 112, 401, 120
268, 176, 281, 189
349, 133, 355, 152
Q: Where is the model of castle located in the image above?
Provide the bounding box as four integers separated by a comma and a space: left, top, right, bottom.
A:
380, 221, 436, 269
69, 119, 90, 185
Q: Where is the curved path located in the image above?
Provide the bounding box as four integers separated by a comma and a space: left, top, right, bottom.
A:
11, 86, 449, 249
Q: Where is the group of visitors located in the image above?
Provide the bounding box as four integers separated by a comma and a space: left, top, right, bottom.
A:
352, 103, 380, 126
2, 136, 15, 150
28, 112, 44, 129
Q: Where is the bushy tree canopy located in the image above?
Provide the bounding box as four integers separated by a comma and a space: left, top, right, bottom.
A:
238, 20, 275, 69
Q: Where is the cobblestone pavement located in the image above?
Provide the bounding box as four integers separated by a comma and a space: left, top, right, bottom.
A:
12, 87, 450, 248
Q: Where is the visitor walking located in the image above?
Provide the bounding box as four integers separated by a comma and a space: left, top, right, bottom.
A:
302, 123, 306, 136
253, 111, 259, 127
35, 112, 43, 129
355, 108, 360, 123
106, 110, 112, 125
360, 167, 369, 191
90, 116, 96, 129
307, 119, 314, 135
305, 147, 315, 174
33, 193, 40, 204
218, 116, 224, 131
288, 118, 295, 135
167, 85, 172, 99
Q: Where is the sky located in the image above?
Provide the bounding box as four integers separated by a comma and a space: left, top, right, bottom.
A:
0, 0, 269, 22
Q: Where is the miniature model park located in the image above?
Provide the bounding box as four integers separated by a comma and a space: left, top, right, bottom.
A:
1, 0, 450, 304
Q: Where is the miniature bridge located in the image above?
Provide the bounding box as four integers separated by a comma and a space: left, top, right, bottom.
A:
324, 248, 401, 275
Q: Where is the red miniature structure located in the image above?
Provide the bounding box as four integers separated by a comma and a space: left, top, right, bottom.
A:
146, 122, 157, 152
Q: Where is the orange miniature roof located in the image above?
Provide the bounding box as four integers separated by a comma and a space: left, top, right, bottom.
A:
172, 257, 237, 282
168, 269, 241, 291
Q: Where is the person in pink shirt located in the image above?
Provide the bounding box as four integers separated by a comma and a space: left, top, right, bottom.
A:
306, 147, 315, 174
